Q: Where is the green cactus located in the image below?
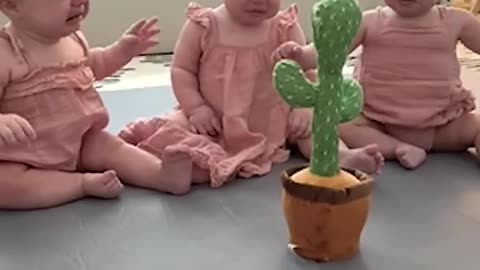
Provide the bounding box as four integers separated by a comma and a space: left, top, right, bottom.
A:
273, 0, 363, 177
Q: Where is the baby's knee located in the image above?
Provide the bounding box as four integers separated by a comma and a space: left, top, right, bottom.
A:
295, 137, 312, 159
164, 110, 191, 130
0, 163, 30, 208
80, 131, 126, 166
119, 116, 170, 144
468, 114, 480, 145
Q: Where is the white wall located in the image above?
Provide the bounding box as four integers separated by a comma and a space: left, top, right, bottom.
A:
358, 0, 385, 10
0, 0, 384, 53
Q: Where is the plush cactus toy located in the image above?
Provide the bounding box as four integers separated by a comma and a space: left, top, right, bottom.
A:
274, 0, 362, 178
275, 0, 375, 262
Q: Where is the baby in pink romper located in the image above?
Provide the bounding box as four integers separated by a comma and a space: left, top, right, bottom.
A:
0, 0, 195, 210
274, 0, 480, 169
119, 0, 384, 191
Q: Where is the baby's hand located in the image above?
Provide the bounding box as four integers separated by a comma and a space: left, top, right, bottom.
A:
187, 105, 222, 136
119, 17, 160, 57
272, 41, 304, 63
0, 114, 36, 147
288, 108, 312, 141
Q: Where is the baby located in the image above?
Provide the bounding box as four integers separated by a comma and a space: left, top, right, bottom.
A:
0, 0, 194, 210
119, 0, 384, 192
274, 0, 480, 169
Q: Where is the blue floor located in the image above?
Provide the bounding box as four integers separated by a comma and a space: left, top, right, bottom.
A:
1, 86, 479, 270
99, 86, 177, 133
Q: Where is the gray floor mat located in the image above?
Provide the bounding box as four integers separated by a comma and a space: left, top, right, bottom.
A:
1, 87, 479, 270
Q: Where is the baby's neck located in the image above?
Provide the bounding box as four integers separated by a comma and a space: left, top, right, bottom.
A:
9, 22, 62, 46
388, 6, 436, 22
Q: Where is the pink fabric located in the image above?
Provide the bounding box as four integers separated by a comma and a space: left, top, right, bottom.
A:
354, 6, 475, 129
120, 3, 300, 188
0, 26, 109, 171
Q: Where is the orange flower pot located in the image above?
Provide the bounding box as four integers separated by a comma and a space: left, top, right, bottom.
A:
281, 165, 374, 262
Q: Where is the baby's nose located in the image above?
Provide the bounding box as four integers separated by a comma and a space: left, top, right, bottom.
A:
249, 0, 266, 5
71, 0, 87, 7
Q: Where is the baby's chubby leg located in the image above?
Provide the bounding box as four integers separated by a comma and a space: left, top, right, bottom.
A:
80, 130, 194, 195
296, 137, 384, 175
0, 162, 123, 210
338, 117, 427, 169
431, 113, 480, 156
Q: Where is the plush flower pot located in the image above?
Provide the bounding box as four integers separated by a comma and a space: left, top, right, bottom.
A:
281, 165, 374, 262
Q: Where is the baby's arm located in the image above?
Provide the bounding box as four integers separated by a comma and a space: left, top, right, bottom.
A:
0, 50, 6, 99
297, 10, 371, 70
81, 18, 159, 80
80, 33, 134, 80
456, 8, 480, 54
0, 45, 36, 144
170, 21, 207, 116
87, 43, 132, 80
285, 20, 316, 76
0, 40, 14, 98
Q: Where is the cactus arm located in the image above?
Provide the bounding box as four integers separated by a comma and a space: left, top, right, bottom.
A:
273, 60, 317, 108
339, 78, 363, 123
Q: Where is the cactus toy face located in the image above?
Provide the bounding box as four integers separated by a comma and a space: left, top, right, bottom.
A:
273, 0, 363, 177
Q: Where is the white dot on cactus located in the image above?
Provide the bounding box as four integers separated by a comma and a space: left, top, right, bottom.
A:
330, 83, 334, 89
287, 95, 293, 100
326, 117, 331, 123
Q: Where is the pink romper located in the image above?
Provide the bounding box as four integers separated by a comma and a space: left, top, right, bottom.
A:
0, 25, 109, 171
119, 3, 299, 188
354, 6, 475, 149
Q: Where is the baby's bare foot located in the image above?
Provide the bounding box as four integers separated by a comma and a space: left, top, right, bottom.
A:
82, 170, 124, 198
395, 144, 426, 169
340, 144, 384, 175
158, 146, 193, 195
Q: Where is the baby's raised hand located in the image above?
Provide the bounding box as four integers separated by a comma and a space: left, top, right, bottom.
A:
187, 105, 222, 137
272, 41, 304, 63
0, 114, 36, 147
288, 108, 312, 141
120, 17, 160, 57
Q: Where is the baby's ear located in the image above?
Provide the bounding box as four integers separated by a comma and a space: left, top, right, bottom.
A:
0, 0, 20, 19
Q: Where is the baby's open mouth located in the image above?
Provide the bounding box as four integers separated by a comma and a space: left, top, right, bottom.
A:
66, 13, 83, 22
67, 13, 83, 23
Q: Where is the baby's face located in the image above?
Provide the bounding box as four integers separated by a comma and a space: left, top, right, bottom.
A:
384, 0, 436, 17
224, 0, 281, 25
1, 0, 89, 38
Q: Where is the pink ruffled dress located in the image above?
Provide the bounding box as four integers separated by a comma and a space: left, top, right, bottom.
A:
0, 25, 109, 171
120, 3, 300, 188
354, 6, 475, 148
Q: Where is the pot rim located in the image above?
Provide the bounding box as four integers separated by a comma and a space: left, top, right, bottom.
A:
281, 164, 374, 204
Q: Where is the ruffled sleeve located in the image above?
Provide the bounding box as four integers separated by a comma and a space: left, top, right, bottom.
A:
186, 2, 211, 28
